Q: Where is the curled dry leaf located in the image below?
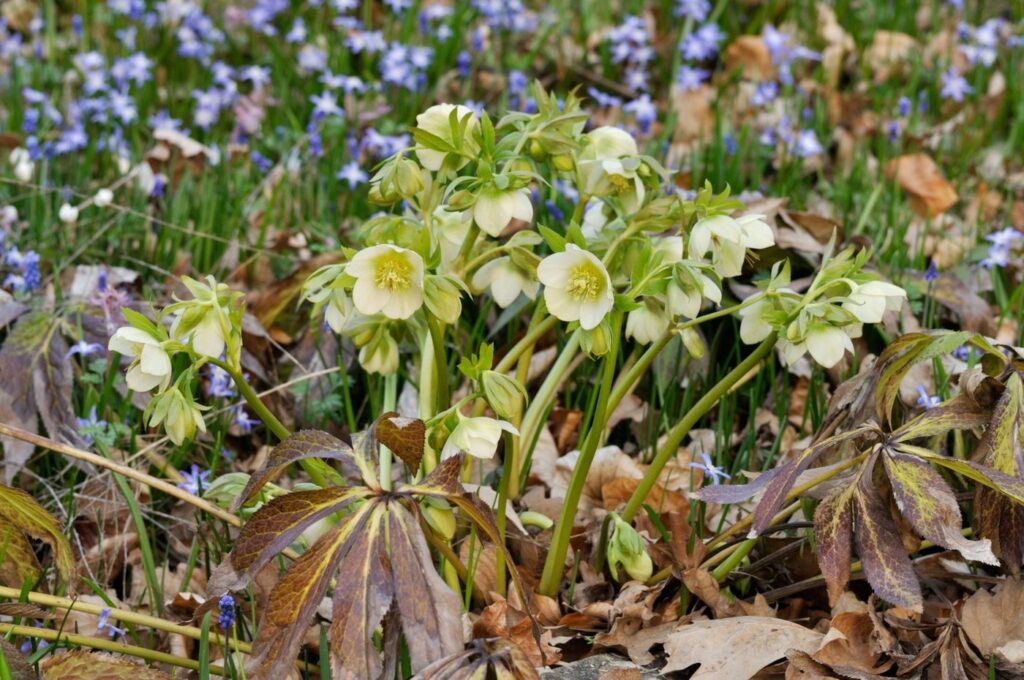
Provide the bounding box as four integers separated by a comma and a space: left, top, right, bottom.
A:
883, 154, 958, 218
39, 651, 175, 680
961, 580, 1024, 664
662, 617, 823, 677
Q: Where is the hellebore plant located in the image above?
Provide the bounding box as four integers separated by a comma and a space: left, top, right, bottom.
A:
105, 87, 921, 673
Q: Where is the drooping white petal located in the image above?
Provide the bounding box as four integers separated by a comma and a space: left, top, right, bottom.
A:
805, 326, 854, 368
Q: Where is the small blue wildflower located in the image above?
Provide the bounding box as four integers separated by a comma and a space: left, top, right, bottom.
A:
916, 385, 941, 409
676, 65, 709, 92
898, 96, 912, 117
792, 129, 823, 158
233, 406, 261, 434
940, 68, 972, 102
218, 594, 236, 631
624, 94, 657, 134
96, 607, 126, 640
178, 464, 210, 496
689, 452, 731, 485
924, 260, 939, 282
337, 160, 368, 188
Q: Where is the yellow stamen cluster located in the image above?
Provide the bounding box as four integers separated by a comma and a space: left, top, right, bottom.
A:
374, 254, 413, 291
566, 264, 603, 301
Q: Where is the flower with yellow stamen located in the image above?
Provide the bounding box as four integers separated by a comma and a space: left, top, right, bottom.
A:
348, 244, 425, 320
537, 245, 614, 330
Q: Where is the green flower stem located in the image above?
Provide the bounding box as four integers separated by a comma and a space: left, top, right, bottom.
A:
427, 315, 450, 415
0, 623, 227, 676
518, 330, 582, 474
494, 315, 559, 374
453, 223, 481, 273
538, 314, 623, 598
621, 334, 777, 523
211, 358, 337, 488
603, 300, 758, 437
380, 372, 398, 491
709, 538, 757, 581
0, 586, 251, 655
495, 429, 515, 599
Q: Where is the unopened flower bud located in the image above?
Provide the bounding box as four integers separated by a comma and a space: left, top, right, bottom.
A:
480, 370, 526, 421
94, 188, 114, 207
59, 203, 79, 224
607, 514, 653, 583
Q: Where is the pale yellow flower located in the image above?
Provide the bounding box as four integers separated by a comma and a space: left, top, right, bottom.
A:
348, 244, 425, 320
441, 415, 518, 460
471, 256, 539, 308
108, 326, 173, 393
537, 245, 614, 330
473, 187, 533, 237
414, 104, 480, 172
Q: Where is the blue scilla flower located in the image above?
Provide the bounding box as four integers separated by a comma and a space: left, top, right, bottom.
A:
218, 594, 236, 631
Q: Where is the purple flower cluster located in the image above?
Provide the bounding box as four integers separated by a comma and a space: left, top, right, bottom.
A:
1, 210, 41, 293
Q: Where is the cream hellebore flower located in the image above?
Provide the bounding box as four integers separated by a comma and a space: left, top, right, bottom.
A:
358, 330, 399, 375
435, 207, 472, 268
738, 296, 776, 345
414, 103, 481, 172
323, 288, 353, 333
841, 280, 906, 323
578, 126, 642, 200
537, 245, 614, 330
108, 326, 173, 392
441, 415, 518, 460
348, 244, 426, 320
625, 300, 669, 344
147, 387, 207, 446
471, 256, 540, 308
177, 311, 227, 358
473, 187, 533, 237
688, 213, 774, 278
667, 268, 721, 320
782, 323, 856, 369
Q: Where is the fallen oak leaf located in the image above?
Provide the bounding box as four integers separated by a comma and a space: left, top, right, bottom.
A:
884, 154, 958, 218
662, 617, 823, 677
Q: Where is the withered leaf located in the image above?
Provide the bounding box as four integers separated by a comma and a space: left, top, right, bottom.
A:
883, 153, 958, 217
376, 412, 426, 473
662, 617, 823, 677
39, 651, 174, 680
0, 313, 84, 484
414, 638, 541, 680
852, 464, 923, 612
0, 638, 36, 680
0, 484, 76, 591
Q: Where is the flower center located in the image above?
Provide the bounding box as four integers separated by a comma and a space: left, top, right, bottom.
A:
607, 173, 632, 193
566, 264, 604, 301
374, 254, 413, 292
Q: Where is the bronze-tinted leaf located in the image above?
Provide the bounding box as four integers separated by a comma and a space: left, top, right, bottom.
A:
0, 484, 75, 590
224, 487, 366, 587
330, 507, 394, 680
890, 395, 990, 443
376, 412, 426, 473
409, 453, 463, 496
39, 651, 174, 679
246, 501, 377, 678
388, 502, 464, 671
749, 426, 873, 537
874, 331, 970, 425
813, 485, 855, 606
852, 465, 923, 611
233, 430, 363, 510
882, 450, 997, 565
901, 444, 1024, 505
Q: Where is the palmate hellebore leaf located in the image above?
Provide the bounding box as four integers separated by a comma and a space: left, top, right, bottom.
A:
209, 414, 539, 680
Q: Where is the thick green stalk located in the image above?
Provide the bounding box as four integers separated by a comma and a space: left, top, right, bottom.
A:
0, 623, 227, 676
538, 316, 622, 597
518, 330, 582, 468
380, 372, 398, 491
213, 359, 337, 488
621, 334, 777, 522
427, 315, 450, 415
